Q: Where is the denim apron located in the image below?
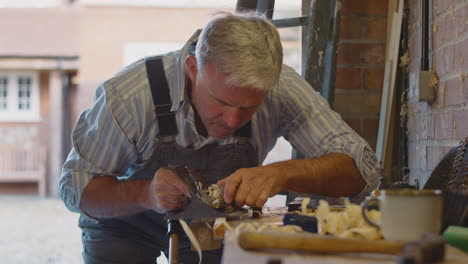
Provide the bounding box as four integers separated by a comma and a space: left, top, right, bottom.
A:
79, 57, 258, 264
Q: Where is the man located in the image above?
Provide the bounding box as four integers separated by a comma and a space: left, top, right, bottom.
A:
60, 12, 379, 264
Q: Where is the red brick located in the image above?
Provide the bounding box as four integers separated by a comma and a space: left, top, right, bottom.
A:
432, 11, 458, 50
336, 67, 361, 89
444, 77, 464, 106
341, 0, 388, 15
453, 38, 468, 71
333, 93, 381, 115
363, 118, 379, 142
433, 15, 459, 49
454, 109, 468, 138
340, 16, 361, 40
453, 5, 468, 39
433, 45, 453, 76
432, 17, 446, 49
362, 17, 387, 40
343, 118, 361, 134
337, 43, 386, 65
434, 112, 454, 140
363, 68, 384, 90
433, 0, 453, 16
434, 80, 445, 107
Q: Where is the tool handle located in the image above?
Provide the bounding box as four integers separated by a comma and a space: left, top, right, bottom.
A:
169, 233, 179, 264
167, 219, 182, 264
238, 231, 405, 255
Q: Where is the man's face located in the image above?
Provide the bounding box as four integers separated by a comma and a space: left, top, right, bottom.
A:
186, 56, 267, 139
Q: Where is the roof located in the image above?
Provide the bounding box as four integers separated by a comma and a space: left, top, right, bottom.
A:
0, 8, 80, 57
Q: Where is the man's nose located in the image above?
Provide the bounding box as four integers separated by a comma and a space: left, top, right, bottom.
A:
224, 108, 243, 129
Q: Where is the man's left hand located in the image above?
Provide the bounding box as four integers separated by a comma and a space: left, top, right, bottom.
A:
217, 166, 286, 207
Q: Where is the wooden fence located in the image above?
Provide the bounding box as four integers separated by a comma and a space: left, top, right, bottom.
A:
0, 147, 47, 196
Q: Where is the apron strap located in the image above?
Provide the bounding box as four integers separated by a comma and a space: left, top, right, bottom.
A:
145, 58, 178, 137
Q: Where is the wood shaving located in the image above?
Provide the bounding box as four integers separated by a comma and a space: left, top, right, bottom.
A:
429, 71, 439, 92
301, 197, 311, 214
235, 222, 303, 234
198, 183, 226, 208
179, 219, 202, 264
213, 217, 231, 239
315, 200, 382, 240
399, 51, 410, 67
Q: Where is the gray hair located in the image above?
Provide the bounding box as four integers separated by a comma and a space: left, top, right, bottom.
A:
195, 11, 283, 91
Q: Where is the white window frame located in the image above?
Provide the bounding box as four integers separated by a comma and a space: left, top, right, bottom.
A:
0, 71, 40, 122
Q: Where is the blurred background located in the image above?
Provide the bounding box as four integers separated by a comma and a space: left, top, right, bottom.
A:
0, 0, 302, 263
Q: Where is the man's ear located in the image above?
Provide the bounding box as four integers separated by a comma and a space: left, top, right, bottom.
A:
185, 55, 198, 82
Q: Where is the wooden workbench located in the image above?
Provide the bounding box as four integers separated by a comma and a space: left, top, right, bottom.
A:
222, 231, 468, 264
219, 207, 468, 264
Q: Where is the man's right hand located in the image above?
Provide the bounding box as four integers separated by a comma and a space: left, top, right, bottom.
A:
142, 167, 191, 214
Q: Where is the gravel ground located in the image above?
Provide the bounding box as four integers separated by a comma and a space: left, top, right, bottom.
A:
0, 139, 291, 263
0, 195, 172, 264
0, 195, 82, 264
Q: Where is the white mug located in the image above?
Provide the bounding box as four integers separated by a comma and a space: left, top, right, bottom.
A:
362, 189, 443, 241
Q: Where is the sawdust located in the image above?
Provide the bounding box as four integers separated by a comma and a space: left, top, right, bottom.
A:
399, 51, 410, 67
430, 71, 440, 93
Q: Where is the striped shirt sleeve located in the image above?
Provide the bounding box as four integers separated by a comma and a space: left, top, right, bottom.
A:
276, 66, 380, 200
59, 81, 140, 213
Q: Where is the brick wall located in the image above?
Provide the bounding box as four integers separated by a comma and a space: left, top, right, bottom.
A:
335, 0, 388, 150
407, 0, 468, 187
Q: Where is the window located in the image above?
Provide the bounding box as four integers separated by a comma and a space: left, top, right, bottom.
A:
0, 71, 40, 122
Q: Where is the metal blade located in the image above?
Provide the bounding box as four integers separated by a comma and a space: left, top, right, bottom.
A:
165, 197, 227, 220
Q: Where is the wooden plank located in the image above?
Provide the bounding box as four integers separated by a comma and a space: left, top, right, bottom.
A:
222, 232, 468, 264
376, 0, 404, 168
386, 0, 399, 59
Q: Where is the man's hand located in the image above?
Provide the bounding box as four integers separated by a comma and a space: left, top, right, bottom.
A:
217, 166, 286, 208
143, 167, 191, 214
216, 153, 367, 209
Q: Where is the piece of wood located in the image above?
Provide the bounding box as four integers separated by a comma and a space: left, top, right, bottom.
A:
189, 222, 222, 251
169, 233, 179, 264
223, 229, 468, 264
212, 208, 285, 239
238, 231, 404, 254
376, 0, 404, 168
386, 0, 399, 59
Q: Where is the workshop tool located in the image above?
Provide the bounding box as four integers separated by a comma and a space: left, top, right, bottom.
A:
165, 166, 246, 264
283, 213, 318, 233
165, 166, 240, 221
167, 219, 182, 264
238, 231, 445, 264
